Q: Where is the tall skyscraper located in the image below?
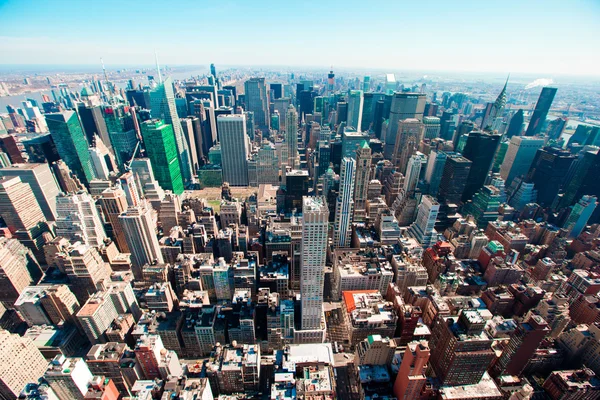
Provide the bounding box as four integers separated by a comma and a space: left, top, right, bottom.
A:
461, 130, 502, 202
407, 195, 440, 248
300, 196, 329, 331
346, 90, 364, 130
46, 110, 96, 186
0, 163, 60, 221
393, 341, 430, 400
500, 136, 545, 187
140, 120, 184, 195
525, 87, 557, 136
423, 116, 441, 139
424, 150, 447, 197
244, 78, 270, 131
438, 153, 472, 205
392, 118, 424, 174
563, 195, 598, 238
526, 146, 575, 207
0, 237, 42, 304
384, 93, 426, 158
119, 204, 164, 278
353, 141, 372, 221
150, 76, 194, 184
218, 114, 249, 186
334, 158, 355, 248
0, 330, 48, 400
78, 104, 112, 152
285, 105, 298, 168
55, 192, 107, 247
506, 109, 524, 138
557, 148, 600, 212
481, 77, 508, 130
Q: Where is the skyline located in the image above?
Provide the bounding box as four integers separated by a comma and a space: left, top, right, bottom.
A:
0, 0, 599, 76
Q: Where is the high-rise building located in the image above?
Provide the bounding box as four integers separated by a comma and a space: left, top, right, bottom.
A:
77, 104, 111, 151
393, 340, 430, 400
0, 237, 42, 305
407, 195, 440, 248
46, 110, 96, 186
150, 76, 194, 184
56, 244, 112, 303
45, 356, 93, 400
506, 109, 524, 138
218, 114, 249, 186
98, 187, 130, 252
140, 120, 184, 195
346, 90, 364, 130
557, 148, 600, 212
244, 78, 270, 131
525, 87, 557, 136
392, 118, 424, 174
461, 130, 502, 202
424, 150, 447, 197
438, 153, 472, 205
119, 204, 164, 278
353, 141, 372, 221
481, 78, 508, 130
0, 330, 48, 400
341, 128, 369, 159
563, 195, 598, 238
285, 105, 298, 168
55, 192, 107, 247
300, 196, 329, 331
0, 163, 60, 221
490, 315, 549, 377
423, 116, 441, 139
77, 290, 119, 344
384, 93, 426, 158
526, 147, 575, 207
334, 158, 355, 248
499, 136, 545, 187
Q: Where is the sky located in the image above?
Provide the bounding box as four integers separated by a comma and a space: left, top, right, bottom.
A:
0, 0, 599, 76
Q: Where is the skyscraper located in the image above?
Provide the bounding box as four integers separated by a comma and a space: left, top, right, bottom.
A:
557, 148, 600, 212
563, 195, 598, 238
140, 120, 184, 195
481, 77, 508, 130
150, 76, 194, 184
500, 136, 545, 187
407, 195, 440, 248
384, 93, 426, 158
346, 90, 364, 130
119, 204, 164, 279
506, 109, 524, 138
334, 157, 355, 248
45, 356, 94, 400
392, 118, 424, 174
0, 237, 42, 304
424, 150, 447, 197
218, 114, 249, 186
438, 153, 472, 205
285, 105, 298, 168
353, 141, 372, 221
47, 110, 96, 186
461, 130, 502, 202
526, 146, 575, 207
78, 104, 112, 152
244, 78, 270, 131
300, 196, 329, 331
55, 192, 107, 247
525, 87, 557, 136
423, 116, 441, 139
393, 341, 430, 400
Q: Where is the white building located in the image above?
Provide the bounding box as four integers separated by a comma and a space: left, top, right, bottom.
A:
334, 157, 355, 248
407, 195, 440, 248
55, 192, 107, 247
217, 114, 249, 186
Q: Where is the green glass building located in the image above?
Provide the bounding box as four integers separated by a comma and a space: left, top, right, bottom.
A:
46, 110, 96, 186
141, 119, 184, 195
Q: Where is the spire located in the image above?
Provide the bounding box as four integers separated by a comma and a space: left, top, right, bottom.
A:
494, 74, 509, 111
100, 57, 114, 104
154, 50, 163, 84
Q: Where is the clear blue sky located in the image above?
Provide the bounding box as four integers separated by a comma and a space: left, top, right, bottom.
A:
0, 0, 598, 75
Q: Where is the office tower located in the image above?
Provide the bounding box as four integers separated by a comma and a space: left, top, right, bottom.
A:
134, 335, 164, 380
547, 117, 567, 140
150, 76, 194, 184
98, 187, 130, 252
23, 133, 61, 164
300, 196, 329, 330
78, 104, 111, 151
499, 136, 545, 187
285, 105, 298, 168
428, 310, 495, 385
563, 195, 598, 238
481, 78, 508, 130
346, 90, 364, 130
45, 356, 93, 400
385, 93, 426, 158
461, 130, 502, 202
47, 110, 96, 186
55, 192, 107, 247
341, 128, 368, 159
392, 118, 424, 174
507, 178, 538, 211
0, 237, 42, 304
140, 120, 184, 195
423, 116, 441, 139
526, 147, 575, 207
0, 176, 51, 261
77, 290, 119, 344
462, 185, 505, 228
255, 142, 279, 186
244, 78, 269, 131
180, 117, 200, 170
269, 82, 283, 99
38, 284, 80, 325
407, 195, 440, 248
525, 87, 557, 136
334, 158, 356, 248
490, 315, 549, 377
453, 120, 475, 150
117, 172, 140, 208
385, 73, 396, 93
437, 153, 471, 205
0, 330, 48, 400
393, 341, 430, 400
272, 97, 291, 128
102, 105, 139, 170
119, 204, 164, 278
353, 141, 372, 220
373, 99, 385, 138
506, 109, 524, 138
558, 149, 600, 213
131, 158, 156, 190
424, 150, 447, 196
218, 114, 249, 186
0, 163, 60, 221
51, 160, 86, 194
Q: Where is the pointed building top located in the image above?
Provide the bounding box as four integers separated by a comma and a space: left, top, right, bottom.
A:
154, 50, 163, 84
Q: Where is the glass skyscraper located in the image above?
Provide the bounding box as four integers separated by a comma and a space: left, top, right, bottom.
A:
140, 120, 184, 195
